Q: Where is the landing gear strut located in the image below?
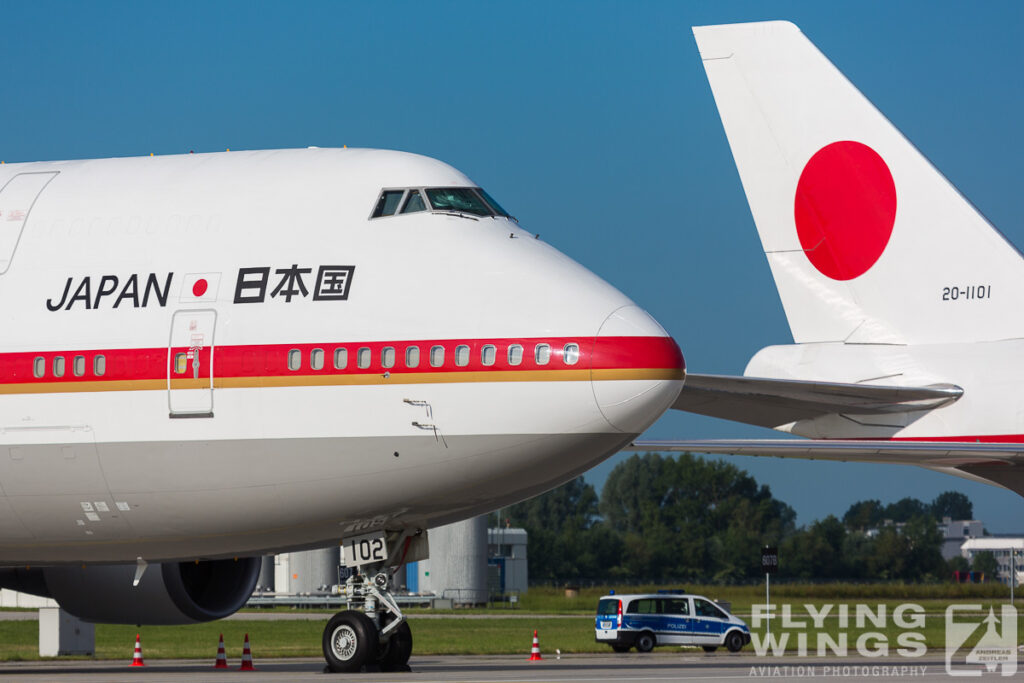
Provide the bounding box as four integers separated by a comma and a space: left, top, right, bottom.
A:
322, 568, 412, 673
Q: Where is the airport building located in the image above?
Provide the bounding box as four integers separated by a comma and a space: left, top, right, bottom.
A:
938, 517, 984, 559
960, 537, 1024, 586
487, 527, 528, 596
864, 517, 985, 560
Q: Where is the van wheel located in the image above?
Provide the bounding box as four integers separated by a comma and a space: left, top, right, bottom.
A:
611, 645, 631, 653
702, 645, 718, 653
725, 631, 745, 653
635, 632, 656, 653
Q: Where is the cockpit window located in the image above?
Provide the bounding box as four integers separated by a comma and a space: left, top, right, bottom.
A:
477, 188, 510, 217
371, 186, 513, 220
426, 188, 492, 216
401, 190, 427, 214
372, 190, 404, 218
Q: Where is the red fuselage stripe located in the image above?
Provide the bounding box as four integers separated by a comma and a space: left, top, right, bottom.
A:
891, 435, 1024, 444
2, 336, 684, 385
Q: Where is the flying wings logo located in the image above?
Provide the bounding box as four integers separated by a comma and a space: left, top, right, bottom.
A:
45, 265, 355, 310
946, 605, 1017, 676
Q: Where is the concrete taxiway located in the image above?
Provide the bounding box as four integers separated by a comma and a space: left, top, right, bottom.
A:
0, 653, 968, 682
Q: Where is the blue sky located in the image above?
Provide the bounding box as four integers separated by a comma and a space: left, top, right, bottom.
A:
4, 1, 1023, 531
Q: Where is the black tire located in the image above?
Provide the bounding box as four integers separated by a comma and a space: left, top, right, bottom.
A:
323, 611, 379, 673
725, 630, 745, 653
702, 645, 718, 653
635, 631, 656, 653
377, 620, 413, 671
611, 644, 631, 653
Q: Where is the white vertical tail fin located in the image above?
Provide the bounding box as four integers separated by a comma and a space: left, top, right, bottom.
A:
694, 21, 1024, 345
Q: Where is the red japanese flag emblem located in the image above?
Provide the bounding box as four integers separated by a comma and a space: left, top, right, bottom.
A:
179, 272, 221, 303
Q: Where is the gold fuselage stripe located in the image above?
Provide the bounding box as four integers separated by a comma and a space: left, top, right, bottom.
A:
0, 368, 684, 395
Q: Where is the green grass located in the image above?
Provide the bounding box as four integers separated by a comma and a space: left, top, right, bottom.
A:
0, 583, 1019, 661
409, 618, 598, 655
0, 618, 601, 661
3, 611, 1022, 660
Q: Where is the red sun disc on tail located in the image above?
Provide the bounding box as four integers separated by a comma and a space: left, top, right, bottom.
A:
192, 279, 208, 297
794, 141, 897, 281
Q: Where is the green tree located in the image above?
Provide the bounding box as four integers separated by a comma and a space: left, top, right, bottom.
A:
901, 514, 946, 580
842, 500, 884, 530
883, 497, 929, 523
972, 550, 999, 580
599, 453, 795, 581
502, 476, 623, 581
864, 526, 911, 580
780, 515, 848, 579
930, 491, 973, 521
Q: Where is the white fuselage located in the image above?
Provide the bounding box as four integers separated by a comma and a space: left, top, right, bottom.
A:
0, 148, 684, 564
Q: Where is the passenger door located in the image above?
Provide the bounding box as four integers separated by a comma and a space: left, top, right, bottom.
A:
659, 597, 694, 644
167, 309, 216, 417
691, 597, 730, 645
0, 171, 58, 274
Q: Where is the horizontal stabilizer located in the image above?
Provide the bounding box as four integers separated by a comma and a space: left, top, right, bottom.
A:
631, 439, 1024, 496
672, 374, 962, 428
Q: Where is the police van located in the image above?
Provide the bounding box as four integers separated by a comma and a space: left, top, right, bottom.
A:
595, 592, 750, 653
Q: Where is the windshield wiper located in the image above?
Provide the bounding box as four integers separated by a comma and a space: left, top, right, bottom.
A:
431, 210, 479, 221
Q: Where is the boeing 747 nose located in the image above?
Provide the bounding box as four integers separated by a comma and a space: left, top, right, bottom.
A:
592, 304, 685, 433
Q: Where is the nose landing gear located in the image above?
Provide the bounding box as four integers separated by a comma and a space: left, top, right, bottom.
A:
322, 567, 412, 673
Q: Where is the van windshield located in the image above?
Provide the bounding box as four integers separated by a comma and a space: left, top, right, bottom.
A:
597, 599, 619, 616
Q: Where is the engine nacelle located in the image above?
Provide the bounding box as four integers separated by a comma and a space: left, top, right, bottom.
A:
0, 557, 260, 625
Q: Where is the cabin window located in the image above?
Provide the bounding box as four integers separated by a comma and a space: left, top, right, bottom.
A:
357, 347, 371, 369
429, 345, 445, 367
287, 349, 301, 371
174, 352, 187, 374
94, 354, 106, 377
455, 345, 470, 367
400, 190, 427, 214
405, 345, 420, 368
33, 357, 44, 378
53, 356, 65, 378
334, 348, 348, 370
72, 355, 85, 377
564, 343, 580, 365
535, 343, 551, 365
371, 190, 405, 218
508, 344, 523, 366
481, 344, 496, 366
310, 348, 324, 371
381, 346, 396, 369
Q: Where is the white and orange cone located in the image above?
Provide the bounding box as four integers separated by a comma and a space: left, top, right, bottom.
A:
528, 629, 542, 661
239, 633, 255, 671
131, 633, 145, 667
214, 633, 228, 669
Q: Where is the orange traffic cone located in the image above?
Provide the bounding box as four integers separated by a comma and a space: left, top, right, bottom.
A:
214, 633, 228, 669
239, 633, 255, 671
131, 633, 145, 667
529, 629, 542, 661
